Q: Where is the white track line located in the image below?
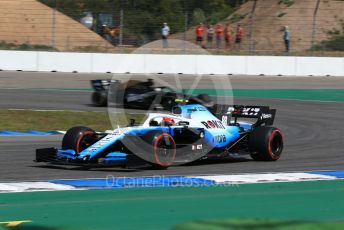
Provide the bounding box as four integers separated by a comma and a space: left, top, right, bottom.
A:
0, 182, 78, 193
0, 172, 340, 193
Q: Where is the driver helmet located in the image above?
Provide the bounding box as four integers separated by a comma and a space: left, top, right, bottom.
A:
161, 117, 176, 126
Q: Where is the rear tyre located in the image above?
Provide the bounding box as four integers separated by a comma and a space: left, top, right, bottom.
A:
248, 126, 283, 161
160, 96, 175, 111
197, 94, 212, 103
62, 126, 96, 155
142, 131, 176, 169
92, 91, 107, 107
196, 94, 214, 107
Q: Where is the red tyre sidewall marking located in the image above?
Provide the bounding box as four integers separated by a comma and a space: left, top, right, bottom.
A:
75, 131, 94, 155
268, 129, 283, 160
153, 133, 176, 167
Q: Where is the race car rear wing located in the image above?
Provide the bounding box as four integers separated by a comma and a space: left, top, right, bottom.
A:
91, 79, 119, 91
212, 104, 276, 127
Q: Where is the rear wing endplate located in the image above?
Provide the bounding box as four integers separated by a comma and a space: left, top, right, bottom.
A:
212, 104, 276, 127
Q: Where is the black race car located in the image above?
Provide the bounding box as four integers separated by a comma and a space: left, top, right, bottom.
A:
91, 79, 214, 110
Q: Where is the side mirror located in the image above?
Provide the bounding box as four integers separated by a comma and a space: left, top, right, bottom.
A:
149, 120, 159, 126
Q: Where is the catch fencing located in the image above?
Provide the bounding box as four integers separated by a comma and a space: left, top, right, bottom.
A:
0, 0, 343, 56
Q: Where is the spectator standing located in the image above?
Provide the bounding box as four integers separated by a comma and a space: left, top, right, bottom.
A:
215, 23, 224, 49
207, 25, 215, 48
235, 24, 244, 50
224, 23, 234, 49
161, 22, 170, 48
283, 26, 290, 52
195, 23, 205, 46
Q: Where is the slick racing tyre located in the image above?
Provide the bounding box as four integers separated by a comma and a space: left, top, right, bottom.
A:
197, 94, 212, 103
62, 126, 96, 155
248, 126, 283, 161
142, 131, 176, 169
92, 91, 107, 107
196, 94, 214, 107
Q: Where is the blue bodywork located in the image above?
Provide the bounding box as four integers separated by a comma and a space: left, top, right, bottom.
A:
55, 104, 253, 165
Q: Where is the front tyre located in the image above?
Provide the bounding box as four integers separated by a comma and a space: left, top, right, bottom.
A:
197, 94, 212, 103
91, 91, 107, 107
142, 131, 176, 169
62, 126, 96, 155
249, 127, 283, 161
197, 94, 214, 107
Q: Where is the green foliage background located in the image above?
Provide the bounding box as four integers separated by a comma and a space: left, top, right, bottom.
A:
312, 20, 344, 51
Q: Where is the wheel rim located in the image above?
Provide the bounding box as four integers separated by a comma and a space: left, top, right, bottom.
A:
153, 133, 176, 167
268, 130, 283, 159
76, 131, 94, 155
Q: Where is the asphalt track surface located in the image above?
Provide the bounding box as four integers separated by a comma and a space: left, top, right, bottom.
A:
0, 71, 344, 182
2, 71, 344, 111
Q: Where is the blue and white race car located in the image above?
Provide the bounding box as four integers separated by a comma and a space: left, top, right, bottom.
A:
36, 104, 283, 169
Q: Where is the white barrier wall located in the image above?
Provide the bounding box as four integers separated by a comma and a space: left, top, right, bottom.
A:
246, 56, 296, 76
295, 57, 344, 76
0, 50, 343, 76
38, 52, 93, 72
0, 51, 38, 71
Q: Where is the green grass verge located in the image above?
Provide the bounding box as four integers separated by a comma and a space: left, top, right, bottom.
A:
1, 219, 344, 230
0, 226, 85, 230
0, 180, 344, 230
0, 110, 112, 132
0, 41, 57, 51
1, 88, 343, 132
0, 109, 146, 132
172, 219, 344, 230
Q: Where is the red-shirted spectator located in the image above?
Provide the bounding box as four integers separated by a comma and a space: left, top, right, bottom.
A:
215, 23, 224, 49
235, 24, 244, 50
195, 23, 205, 46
